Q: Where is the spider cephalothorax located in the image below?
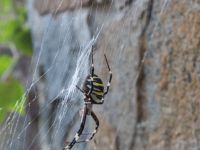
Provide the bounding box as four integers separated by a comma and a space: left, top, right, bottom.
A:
64, 47, 112, 150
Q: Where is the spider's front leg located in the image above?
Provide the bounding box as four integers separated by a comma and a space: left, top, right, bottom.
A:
64, 107, 88, 150
103, 54, 112, 96
87, 46, 95, 96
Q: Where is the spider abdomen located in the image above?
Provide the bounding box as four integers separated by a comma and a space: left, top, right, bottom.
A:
84, 74, 104, 104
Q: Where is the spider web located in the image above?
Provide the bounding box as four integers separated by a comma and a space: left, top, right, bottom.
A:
0, 0, 171, 149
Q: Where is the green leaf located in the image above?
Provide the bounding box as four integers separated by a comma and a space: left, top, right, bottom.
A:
0, 0, 33, 56
0, 109, 6, 123
0, 78, 25, 123
0, 20, 33, 56
14, 28, 33, 56
0, 0, 13, 13
0, 55, 14, 77
0, 20, 20, 43
17, 7, 27, 24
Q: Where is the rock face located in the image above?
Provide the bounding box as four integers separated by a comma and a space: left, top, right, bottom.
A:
145, 1, 200, 149
28, 0, 200, 150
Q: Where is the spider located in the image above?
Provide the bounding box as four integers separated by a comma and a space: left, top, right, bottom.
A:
64, 48, 112, 150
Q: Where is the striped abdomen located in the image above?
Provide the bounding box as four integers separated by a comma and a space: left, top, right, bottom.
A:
83, 74, 104, 104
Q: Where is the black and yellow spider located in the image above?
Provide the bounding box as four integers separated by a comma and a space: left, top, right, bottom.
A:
64, 48, 112, 150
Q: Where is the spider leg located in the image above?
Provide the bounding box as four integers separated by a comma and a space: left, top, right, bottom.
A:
76, 111, 99, 143
87, 46, 95, 96
64, 107, 88, 150
103, 54, 112, 96
76, 85, 85, 93
87, 111, 99, 141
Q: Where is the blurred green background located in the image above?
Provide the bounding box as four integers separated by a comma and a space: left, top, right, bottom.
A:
0, 0, 32, 123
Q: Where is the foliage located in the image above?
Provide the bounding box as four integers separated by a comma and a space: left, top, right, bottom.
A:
0, 55, 14, 76
0, 0, 32, 56
0, 0, 31, 123
0, 77, 25, 123
0, 55, 26, 123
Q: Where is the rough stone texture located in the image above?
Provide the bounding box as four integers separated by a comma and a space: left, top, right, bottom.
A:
145, 0, 200, 150
27, 0, 200, 150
